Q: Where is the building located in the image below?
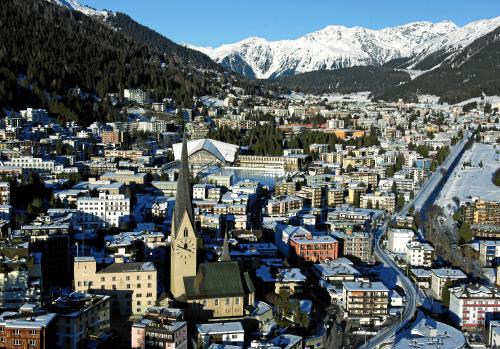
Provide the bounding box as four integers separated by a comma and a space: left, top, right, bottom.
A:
196, 322, 244, 349
467, 200, 500, 225
0, 307, 57, 349
0, 249, 41, 310
77, 193, 130, 228
100, 170, 146, 186
449, 284, 500, 329
266, 196, 303, 216
342, 281, 389, 326
333, 230, 372, 262
0, 182, 10, 205
430, 268, 467, 301
172, 139, 239, 168
288, 233, 338, 263
360, 192, 396, 213
313, 259, 361, 283
479, 240, 500, 267
237, 155, 302, 172
124, 89, 148, 104
101, 130, 130, 146
387, 229, 414, 254
4, 157, 55, 173
406, 241, 434, 267
392, 318, 465, 349
131, 308, 187, 349
50, 292, 111, 349
73, 257, 157, 315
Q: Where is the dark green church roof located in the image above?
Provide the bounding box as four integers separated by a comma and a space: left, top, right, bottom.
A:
184, 261, 250, 300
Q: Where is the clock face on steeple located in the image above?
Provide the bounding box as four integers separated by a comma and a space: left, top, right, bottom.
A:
175, 239, 195, 264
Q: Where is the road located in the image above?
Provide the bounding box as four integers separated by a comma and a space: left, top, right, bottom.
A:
401, 130, 474, 217
358, 223, 418, 349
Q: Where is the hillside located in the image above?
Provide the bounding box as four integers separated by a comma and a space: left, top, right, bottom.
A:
271, 66, 411, 96
0, 0, 221, 125
107, 12, 222, 71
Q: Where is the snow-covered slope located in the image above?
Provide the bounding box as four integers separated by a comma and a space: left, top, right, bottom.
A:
46, 0, 110, 17
189, 18, 500, 79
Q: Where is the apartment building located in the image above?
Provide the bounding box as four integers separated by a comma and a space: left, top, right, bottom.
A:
387, 229, 414, 254
296, 186, 325, 208
327, 188, 345, 207
342, 281, 389, 326
430, 268, 467, 301
479, 240, 500, 267
4, 157, 55, 173
0, 182, 10, 205
406, 241, 434, 267
50, 292, 111, 349
196, 322, 244, 349
266, 196, 303, 216
333, 230, 372, 262
77, 193, 130, 228
131, 308, 187, 349
471, 200, 500, 225
100, 170, 146, 186
124, 89, 148, 104
73, 257, 157, 315
360, 192, 396, 213
237, 155, 302, 172
101, 130, 130, 146
289, 233, 339, 262
449, 284, 500, 329
0, 308, 57, 349
274, 181, 297, 196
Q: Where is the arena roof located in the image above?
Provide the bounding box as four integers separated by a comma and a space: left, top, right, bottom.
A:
172, 139, 239, 163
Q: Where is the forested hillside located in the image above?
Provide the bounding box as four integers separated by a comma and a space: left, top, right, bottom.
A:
0, 0, 223, 125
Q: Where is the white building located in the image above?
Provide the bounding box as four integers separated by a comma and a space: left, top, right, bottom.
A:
77, 193, 130, 228
406, 241, 434, 267
387, 229, 414, 253
124, 89, 148, 104
4, 157, 55, 172
20, 108, 48, 123
449, 284, 500, 330
196, 322, 244, 349
430, 268, 467, 301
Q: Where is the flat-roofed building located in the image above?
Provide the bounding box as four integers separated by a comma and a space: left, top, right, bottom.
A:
342, 281, 389, 326
73, 257, 157, 315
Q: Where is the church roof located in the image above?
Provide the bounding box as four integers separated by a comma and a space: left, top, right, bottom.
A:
184, 262, 246, 299
173, 132, 194, 236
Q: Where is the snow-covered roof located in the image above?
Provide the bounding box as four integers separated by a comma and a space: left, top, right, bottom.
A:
172, 139, 239, 163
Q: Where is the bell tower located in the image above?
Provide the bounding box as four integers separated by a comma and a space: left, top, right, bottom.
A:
170, 132, 197, 301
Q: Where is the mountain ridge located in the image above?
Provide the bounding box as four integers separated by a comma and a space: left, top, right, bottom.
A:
189, 18, 500, 79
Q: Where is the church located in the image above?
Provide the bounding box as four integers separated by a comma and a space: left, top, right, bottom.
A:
169, 133, 255, 320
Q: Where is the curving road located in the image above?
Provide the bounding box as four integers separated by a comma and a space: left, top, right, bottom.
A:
358, 222, 418, 349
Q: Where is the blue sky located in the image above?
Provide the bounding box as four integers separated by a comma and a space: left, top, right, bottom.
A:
84, 0, 500, 47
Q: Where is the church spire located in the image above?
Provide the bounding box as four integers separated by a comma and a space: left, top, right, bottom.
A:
173, 130, 194, 237
219, 229, 232, 262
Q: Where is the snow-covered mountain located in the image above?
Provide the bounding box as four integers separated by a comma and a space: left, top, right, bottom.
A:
189, 18, 500, 79
46, 0, 110, 17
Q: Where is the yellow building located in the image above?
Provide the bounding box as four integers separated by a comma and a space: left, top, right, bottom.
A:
73, 257, 157, 315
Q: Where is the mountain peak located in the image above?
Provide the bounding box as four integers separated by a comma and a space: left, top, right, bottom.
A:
192, 17, 500, 79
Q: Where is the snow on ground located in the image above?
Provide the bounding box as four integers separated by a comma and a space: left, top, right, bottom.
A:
454, 95, 500, 106
199, 96, 224, 107
321, 91, 371, 102
436, 143, 500, 215
401, 69, 427, 80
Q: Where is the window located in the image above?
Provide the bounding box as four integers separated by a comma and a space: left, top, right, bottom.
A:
226, 298, 230, 305
214, 299, 219, 306
184, 228, 188, 237
126, 276, 130, 281
126, 284, 131, 289
137, 284, 141, 288
29, 330, 36, 336
29, 340, 37, 347
13, 339, 21, 346
101, 277, 105, 282
13, 329, 20, 335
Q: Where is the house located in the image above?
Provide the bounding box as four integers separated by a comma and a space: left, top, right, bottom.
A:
196, 322, 244, 349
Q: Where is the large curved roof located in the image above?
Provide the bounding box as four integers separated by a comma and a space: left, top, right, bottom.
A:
172, 139, 239, 163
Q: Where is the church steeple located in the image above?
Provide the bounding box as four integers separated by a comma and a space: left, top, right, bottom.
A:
219, 230, 232, 262
173, 130, 194, 238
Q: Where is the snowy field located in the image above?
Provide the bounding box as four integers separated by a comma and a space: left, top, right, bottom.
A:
436, 143, 500, 214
